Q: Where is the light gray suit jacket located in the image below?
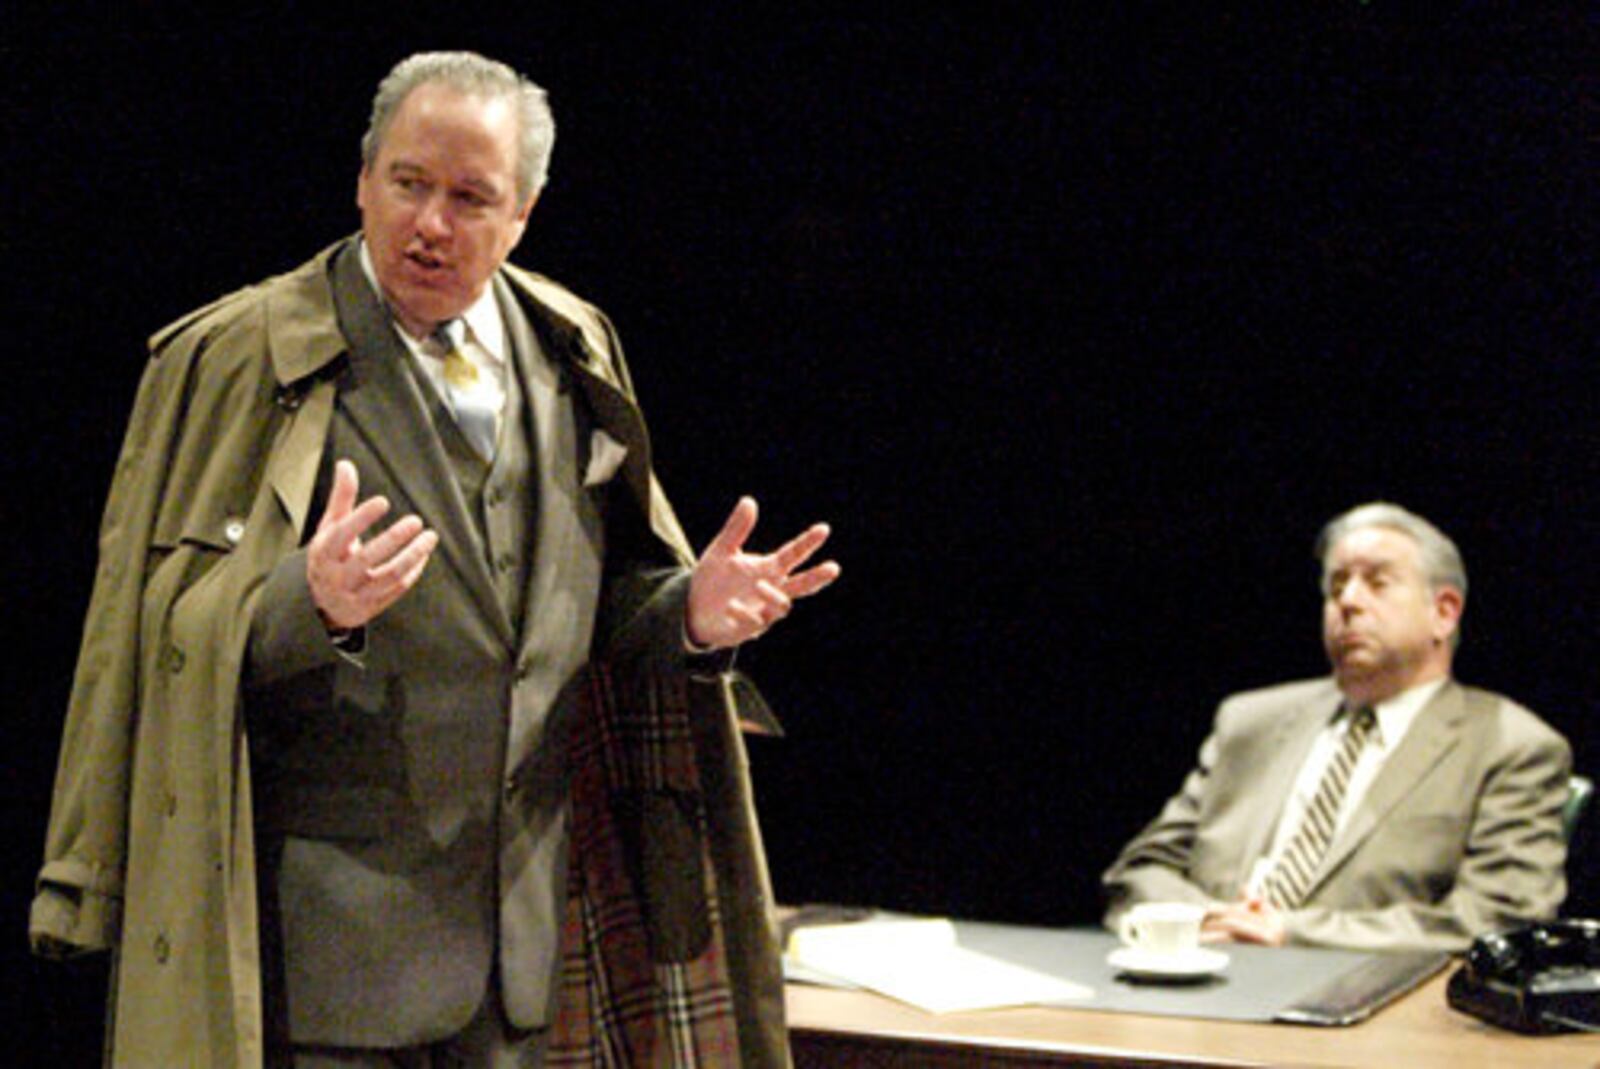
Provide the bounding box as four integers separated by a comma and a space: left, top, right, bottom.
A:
1102, 677, 1571, 951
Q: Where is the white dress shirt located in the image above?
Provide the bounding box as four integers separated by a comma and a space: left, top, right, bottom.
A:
1245, 677, 1448, 898
357, 240, 508, 430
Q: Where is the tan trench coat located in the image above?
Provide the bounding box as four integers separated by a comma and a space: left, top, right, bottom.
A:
32, 242, 789, 1067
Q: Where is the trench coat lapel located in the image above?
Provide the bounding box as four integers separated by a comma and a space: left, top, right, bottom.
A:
554, 327, 652, 510
327, 244, 511, 641
1313, 682, 1464, 889
568, 350, 695, 566
512, 289, 690, 562
261, 253, 347, 538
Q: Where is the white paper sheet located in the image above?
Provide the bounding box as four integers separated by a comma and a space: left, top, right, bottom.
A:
787, 916, 1094, 1013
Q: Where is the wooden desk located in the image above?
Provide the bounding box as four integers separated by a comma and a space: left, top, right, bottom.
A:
788, 971, 1600, 1067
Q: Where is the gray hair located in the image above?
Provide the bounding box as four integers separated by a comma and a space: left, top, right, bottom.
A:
362, 51, 555, 207
1316, 502, 1469, 599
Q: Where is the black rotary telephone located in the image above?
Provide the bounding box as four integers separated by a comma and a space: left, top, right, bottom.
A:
1446, 920, 1600, 1033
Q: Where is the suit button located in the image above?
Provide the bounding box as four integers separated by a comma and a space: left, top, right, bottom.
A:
165, 646, 186, 673
153, 933, 170, 964
497, 553, 516, 573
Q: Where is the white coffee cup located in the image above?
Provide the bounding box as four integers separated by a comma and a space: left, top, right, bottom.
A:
1118, 902, 1204, 956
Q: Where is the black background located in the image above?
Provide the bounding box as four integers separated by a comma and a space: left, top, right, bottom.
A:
6, 7, 1595, 1060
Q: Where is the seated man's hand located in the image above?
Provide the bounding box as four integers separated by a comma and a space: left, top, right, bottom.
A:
1202, 897, 1287, 946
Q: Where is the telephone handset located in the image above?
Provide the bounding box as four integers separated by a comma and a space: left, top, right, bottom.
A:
1446, 919, 1600, 1034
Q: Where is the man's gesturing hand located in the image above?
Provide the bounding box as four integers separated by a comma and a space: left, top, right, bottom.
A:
307, 460, 439, 631
687, 496, 840, 651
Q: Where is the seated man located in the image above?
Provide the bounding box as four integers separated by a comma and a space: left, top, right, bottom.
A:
1102, 502, 1570, 951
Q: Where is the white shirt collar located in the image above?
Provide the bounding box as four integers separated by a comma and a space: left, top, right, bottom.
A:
1361, 676, 1447, 754
357, 238, 507, 365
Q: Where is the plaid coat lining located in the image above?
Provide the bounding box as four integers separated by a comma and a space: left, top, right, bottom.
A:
548, 661, 745, 1066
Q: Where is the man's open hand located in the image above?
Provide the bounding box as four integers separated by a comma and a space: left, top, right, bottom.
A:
307, 460, 439, 630
687, 496, 840, 650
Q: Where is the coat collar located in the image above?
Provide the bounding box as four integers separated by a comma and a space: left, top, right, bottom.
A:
259, 238, 608, 386
262, 241, 351, 386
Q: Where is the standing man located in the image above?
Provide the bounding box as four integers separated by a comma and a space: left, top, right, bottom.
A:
33, 52, 836, 1067
1103, 502, 1568, 951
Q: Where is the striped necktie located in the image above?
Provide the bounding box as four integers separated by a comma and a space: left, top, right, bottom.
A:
1261, 705, 1378, 910
433, 320, 499, 460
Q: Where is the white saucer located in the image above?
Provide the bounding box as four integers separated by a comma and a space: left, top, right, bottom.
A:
1107, 946, 1229, 980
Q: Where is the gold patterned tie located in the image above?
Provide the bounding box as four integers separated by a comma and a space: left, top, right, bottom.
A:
434, 322, 498, 460
1261, 705, 1378, 909
441, 344, 478, 390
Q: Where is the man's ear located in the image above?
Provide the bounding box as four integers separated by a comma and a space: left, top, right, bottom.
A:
516, 191, 539, 225
1433, 585, 1465, 643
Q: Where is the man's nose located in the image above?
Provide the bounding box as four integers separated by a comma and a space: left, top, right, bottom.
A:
416, 194, 452, 240
1336, 580, 1369, 611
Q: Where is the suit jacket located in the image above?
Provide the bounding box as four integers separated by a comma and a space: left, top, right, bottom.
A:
1101, 677, 1571, 951
31, 239, 792, 1067
246, 242, 622, 1046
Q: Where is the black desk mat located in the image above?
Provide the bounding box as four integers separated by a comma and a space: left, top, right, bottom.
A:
786, 915, 1448, 1026
959, 922, 1448, 1024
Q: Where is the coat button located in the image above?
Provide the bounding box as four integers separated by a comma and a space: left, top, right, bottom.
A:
153, 933, 170, 964
165, 646, 186, 673
224, 517, 246, 545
